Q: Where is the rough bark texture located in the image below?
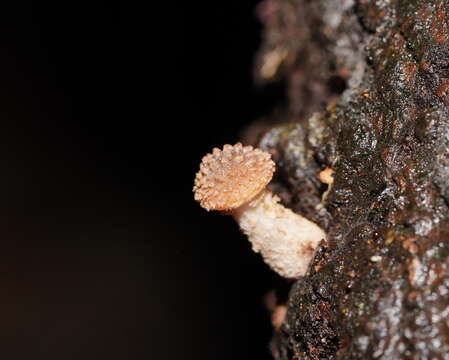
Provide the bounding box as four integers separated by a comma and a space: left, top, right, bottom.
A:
254, 0, 449, 359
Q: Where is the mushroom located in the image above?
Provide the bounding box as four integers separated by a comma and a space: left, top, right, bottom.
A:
318, 167, 334, 185
193, 143, 326, 278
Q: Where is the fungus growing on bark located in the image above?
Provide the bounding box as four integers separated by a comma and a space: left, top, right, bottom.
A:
193, 143, 326, 278
318, 167, 334, 185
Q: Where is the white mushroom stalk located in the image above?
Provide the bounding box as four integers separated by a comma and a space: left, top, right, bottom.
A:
193, 143, 325, 278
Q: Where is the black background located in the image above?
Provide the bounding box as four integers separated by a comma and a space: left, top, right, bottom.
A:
0, 1, 282, 359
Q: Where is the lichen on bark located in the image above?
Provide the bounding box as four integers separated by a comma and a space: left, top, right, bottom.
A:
255, 0, 449, 358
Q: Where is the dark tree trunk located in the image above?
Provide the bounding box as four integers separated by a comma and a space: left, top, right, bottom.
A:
253, 0, 449, 358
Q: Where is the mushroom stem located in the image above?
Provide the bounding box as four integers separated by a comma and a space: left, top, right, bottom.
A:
231, 189, 325, 278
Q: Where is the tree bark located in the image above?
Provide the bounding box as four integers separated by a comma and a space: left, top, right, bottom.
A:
255, 0, 449, 358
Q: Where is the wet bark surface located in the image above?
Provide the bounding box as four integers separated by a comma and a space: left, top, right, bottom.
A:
254, 0, 449, 358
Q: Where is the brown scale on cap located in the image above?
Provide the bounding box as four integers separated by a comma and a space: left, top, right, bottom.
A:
193, 143, 275, 211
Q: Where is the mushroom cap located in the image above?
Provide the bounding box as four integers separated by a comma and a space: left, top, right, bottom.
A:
193, 143, 275, 211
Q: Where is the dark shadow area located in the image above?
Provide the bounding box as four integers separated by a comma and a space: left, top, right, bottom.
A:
0, 1, 283, 359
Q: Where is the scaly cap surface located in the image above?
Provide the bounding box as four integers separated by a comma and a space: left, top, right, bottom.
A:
193, 143, 275, 211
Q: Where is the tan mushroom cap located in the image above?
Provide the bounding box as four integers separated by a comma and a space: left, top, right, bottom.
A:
193, 143, 275, 211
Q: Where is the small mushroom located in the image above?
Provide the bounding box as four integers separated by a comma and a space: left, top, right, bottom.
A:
193, 143, 326, 278
318, 167, 334, 185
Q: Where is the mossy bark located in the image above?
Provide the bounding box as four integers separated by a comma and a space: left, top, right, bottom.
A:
255, 0, 449, 358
